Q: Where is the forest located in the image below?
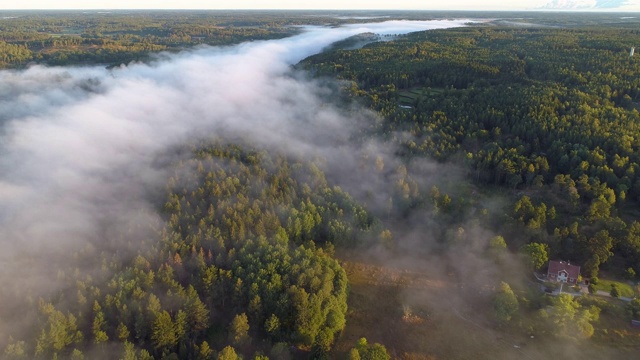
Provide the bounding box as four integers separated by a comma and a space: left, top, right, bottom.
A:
2, 10, 640, 360
301, 24, 640, 279
0, 10, 636, 69
3, 143, 378, 359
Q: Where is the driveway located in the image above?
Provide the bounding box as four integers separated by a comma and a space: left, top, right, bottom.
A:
594, 290, 634, 302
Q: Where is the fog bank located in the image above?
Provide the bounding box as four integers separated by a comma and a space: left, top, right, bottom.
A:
0, 18, 484, 352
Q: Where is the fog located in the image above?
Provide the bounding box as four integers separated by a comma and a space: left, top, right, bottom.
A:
0, 18, 538, 358
0, 18, 471, 263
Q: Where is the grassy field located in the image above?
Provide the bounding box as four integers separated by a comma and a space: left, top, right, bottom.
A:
398, 87, 444, 106
582, 296, 640, 350
332, 250, 640, 359
333, 252, 544, 359
593, 279, 636, 298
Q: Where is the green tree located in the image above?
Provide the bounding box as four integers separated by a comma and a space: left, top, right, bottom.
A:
489, 235, 507, 249
583, 255, 601, 278
35, 303, 83, 356
217, 346, 241, 360
627, 299, 640, 320
186, 285, 210, 333
352, 338, 390, 360
70, 349, 84, 360
521, 242, 549, 270
117, 322, 130, 342
152, 311, 177, 353
347, 348, 361, 360
92, 301, 109, 345
610, 284, 620, 298
121, 341, 137, 360
588, 230, 614, 265
174, 309, 187, 346
588, 197, 612, 221
626, 267, 637, 280
3, 340, 27, 359
197, 341, 213, 360
264, 314, 280, 338
488, 235, 507, 261
493, 282, 519, 322
139, 349, 153, 360
543, 293, 599, 340
229, 313, 250, 347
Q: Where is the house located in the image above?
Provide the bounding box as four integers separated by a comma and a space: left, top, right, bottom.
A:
547, 260, 580, 284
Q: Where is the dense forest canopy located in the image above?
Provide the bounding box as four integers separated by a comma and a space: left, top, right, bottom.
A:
2, 10, 640, 360
2, 143, 376, 359
301, 24, 640, 278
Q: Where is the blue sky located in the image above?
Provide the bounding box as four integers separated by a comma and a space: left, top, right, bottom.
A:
0, 0, 638, 11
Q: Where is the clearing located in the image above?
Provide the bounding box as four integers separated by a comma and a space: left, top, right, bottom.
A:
332, 250, 640, 359
398, 87, 444, 107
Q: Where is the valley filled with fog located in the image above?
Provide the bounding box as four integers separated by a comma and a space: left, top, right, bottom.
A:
1, 11, 640, 360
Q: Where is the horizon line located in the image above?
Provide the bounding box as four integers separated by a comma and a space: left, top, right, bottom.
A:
0, 8, 639, 12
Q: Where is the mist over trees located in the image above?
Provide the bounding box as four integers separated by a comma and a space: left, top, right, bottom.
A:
1, 10, 640, 360
8, 144, 369, 359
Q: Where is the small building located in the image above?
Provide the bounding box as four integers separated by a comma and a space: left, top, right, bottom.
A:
631, 47, 635, 57
547, 260, 580, 284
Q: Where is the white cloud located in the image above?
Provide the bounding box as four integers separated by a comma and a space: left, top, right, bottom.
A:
542, 0, 597, 8
539, 0, 640, 10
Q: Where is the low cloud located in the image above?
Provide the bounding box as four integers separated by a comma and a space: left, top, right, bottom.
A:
0, 18, 490, 352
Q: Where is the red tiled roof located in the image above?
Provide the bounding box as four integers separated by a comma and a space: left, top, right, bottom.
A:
548, 260, 580, 279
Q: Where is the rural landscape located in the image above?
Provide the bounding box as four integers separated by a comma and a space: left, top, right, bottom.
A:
0, 6, 640, 360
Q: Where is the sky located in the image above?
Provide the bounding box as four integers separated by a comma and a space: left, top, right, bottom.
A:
0, 0, 639, 11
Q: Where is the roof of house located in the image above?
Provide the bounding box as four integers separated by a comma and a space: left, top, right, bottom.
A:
548, 260, 580, 279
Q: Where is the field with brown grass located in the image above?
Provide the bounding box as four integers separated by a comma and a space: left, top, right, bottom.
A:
331, 251, 640, 360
